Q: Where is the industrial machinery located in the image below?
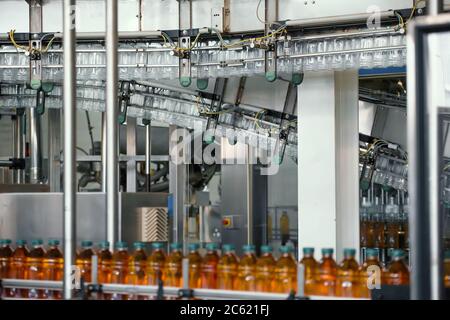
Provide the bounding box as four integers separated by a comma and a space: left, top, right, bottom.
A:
0, 0, 449, 301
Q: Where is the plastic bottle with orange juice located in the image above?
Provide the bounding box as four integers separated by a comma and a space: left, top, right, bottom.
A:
43, 239, 64, 299
273, 245, 297, 294
255, 245, 276, 292
235, 244, 257, 291
217, 244, 239, 290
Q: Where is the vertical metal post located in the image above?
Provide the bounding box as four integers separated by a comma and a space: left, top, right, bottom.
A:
264, 0, 278, 82
101, 113, 107, 193
126, 117, 137, 192
178, 0, 192, 87
13, 112, 25, 184
106, 0, 119, 251
48, 109, 62, 192
429, 0, 444, 16
145, 122, 152, 192
28, 0, 43, 184
63, 0, 77, 300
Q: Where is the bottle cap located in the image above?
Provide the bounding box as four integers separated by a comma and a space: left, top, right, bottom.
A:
31, 239, 43, 246
48, 239, 60, 246
445, 250, 450, 260
133, 242, 146, 249
222, 244, 235, 252
98, 241, 110, 249
188, 243, 200, 251
81, 240, 93, 248
303, 247, 314, 255
170, 243, 182, 251
344, 248, 356, 257
16, 240, 27, 246
280, 245, 294, 254
322, 248, 334, 256
242, 244, 256, 253
260, 245, 273, 254
391, 249, 405, 258
151, 242, 165, 250
205, 243, 218, 251
366, 248, 379, 258
115, 241, 128, 250
0, 239, 12, 245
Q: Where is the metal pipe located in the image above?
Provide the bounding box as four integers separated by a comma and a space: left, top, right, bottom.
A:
145, 122, 152, 191
28, 108, 42, 184
106, 0, 119, 251
285, 11, 394, 27
429, 0, 444, 16
101, 113, 107, 193
63, 0, 77, 301
1, 279, 63, 290
53, 30, 162, 40
13, 113, 25, 184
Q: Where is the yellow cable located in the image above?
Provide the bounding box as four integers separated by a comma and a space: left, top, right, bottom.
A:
9, 29, 30, 52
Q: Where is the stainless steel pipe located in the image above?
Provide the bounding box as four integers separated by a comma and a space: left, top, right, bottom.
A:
62, 0, 77, 300
106, 0, 119, 251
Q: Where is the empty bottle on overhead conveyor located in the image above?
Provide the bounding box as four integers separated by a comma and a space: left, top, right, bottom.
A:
235, 245, 257, 291
8, 240, 29, 298
359, 248, 382, 298
299, 247, 318, 296
315, 248, 337, 296
217, 244, 239, 290
201, 243, 220, 289
280, 211, 290, 246
273, 245, 297, 294
97, 241, 113, 300
372, 197, 385, 251
76, 240, 94, 283
445, 250, 450, 288
146, 242, 166, 286
255, 245, 276, 292
399, 197, 410, 250
25, 239, 46, 299
110, 242, 130, 300
335, 248, 360, 298
43, 239, 64, 299
382, 249, 409, 285
360, 197, 373, 248
0, 239, 13, 298
165, 243, 183, 288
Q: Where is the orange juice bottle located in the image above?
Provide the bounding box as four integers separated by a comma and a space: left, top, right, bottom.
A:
25, 239, 46, 299
201, 243, 219, 289
97, 241, 112, 300
126, 242, 148, 300
187, 243, 202, 288
165, 243, 183, 287
444, 250, 450, 288
8, 240, 29, 298
146, 242, 166, 285
299, 247, 318, 296
76, 240, 94, 283
255, 245, 276, 292
217, 244, 239, 290
43, 239, 63, 299
316, 248, 337, 296
273, 245, 297, 294
382, 249, 409, 285
110, 242, 130, 300
359, 248, 382, 298
335, 248, 360, 297
235, 245, 257, 291
0, 239, 13, 298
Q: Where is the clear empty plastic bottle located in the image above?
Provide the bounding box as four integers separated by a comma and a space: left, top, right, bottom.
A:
235, 245, 257, 291
165, 243, 183, 288
316, 248, 337, 296
255, 245, 276, 292
299, 247, 318, 296
25, 239, 46, 299
146, 242, 166, 286
335, 248, 360, 297
217, 244, 239, 290
273, 245, 297, 294
201, 243, 219, 289
76, 240, 94, 283
43, 239, 64, 299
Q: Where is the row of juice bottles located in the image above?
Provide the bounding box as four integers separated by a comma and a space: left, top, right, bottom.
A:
1, 238, 450, 299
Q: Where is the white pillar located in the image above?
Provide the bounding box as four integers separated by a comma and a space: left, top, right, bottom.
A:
298, 70, 359, 262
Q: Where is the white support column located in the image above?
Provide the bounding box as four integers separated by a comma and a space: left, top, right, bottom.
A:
298, 70, 359, 262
